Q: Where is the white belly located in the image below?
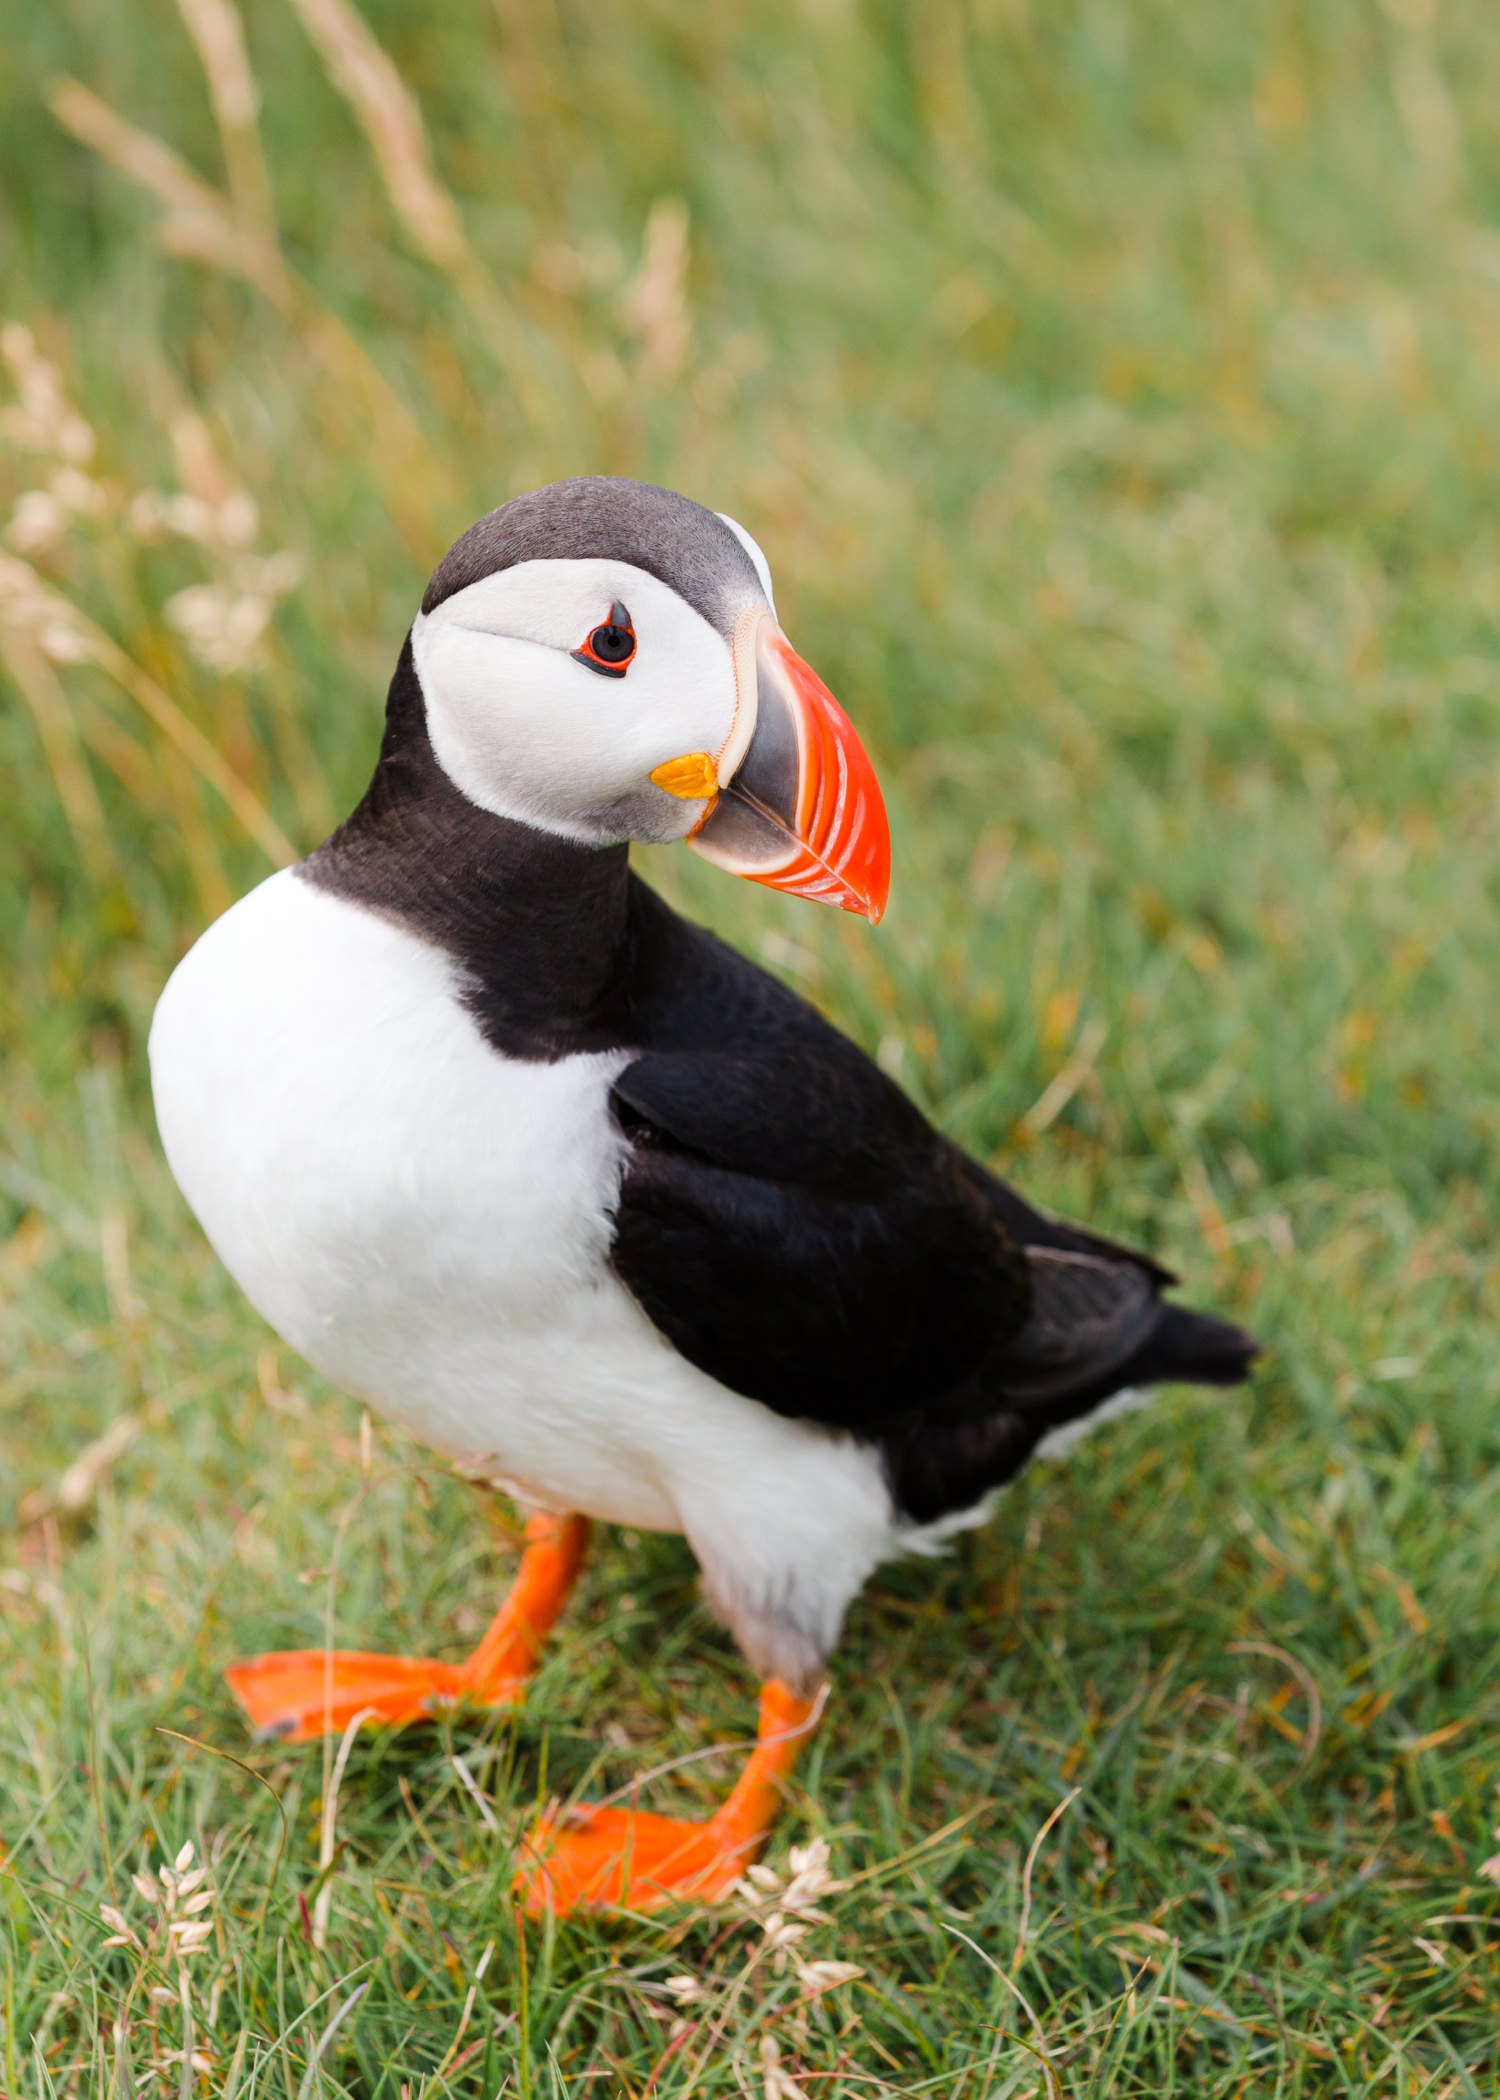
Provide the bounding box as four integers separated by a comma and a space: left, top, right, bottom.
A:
147, 870, 893, 1595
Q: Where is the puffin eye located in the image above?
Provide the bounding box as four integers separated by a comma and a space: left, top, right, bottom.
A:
572, 601, 636, 679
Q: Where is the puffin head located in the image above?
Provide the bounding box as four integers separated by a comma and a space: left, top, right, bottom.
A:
412, 476, 890, 921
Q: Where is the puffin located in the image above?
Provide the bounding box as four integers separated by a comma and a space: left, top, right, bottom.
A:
149, 476, 1258, 1915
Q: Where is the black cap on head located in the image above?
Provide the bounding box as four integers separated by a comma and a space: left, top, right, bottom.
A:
422, 476, 766, 639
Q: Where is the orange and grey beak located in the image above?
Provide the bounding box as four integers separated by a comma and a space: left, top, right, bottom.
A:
652, 607, 890, 923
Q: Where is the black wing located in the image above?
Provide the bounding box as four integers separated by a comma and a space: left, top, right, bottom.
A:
607, 881, 1230, 1443
609, 1046, 1030, 1433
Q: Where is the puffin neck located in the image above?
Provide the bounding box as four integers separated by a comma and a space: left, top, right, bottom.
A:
302, 635, 635, 1061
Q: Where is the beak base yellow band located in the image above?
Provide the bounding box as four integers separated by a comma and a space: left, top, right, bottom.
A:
650, 752, 719, 800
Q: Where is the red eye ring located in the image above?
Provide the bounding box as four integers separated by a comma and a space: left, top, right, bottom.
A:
572, 601, 636, 678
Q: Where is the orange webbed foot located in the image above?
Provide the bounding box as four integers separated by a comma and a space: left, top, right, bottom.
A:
225, 1511, 589, 1743
517, 1802, 758, 1915
516, 1680, 820, 1917
224, 1647, 494, 1742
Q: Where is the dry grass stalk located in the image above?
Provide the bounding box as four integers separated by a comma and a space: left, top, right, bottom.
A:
285, 0, 543, 414
430, 1942, 494, 2082
97, 627, 294, 864
288, 0, 467, 272
0, 321, 94, 463
49, 77, 447, 557
171, 406, 252, 522
0, 322, 289, 872
621, 199, 692, 385
313, 1706, 375, 1950
0, 321, 338, 871
99, 1840, 223, 2084
32, 1406, 145, 1521
648, 1839, 865, 2095
0, 550, 295, 865
173, 0, 280, 250
2, 322, 111, 560
49, 78, 285, 306
165, 559, 302, 675
1013, 1785, 1081, 1973
129, 407, 304, 674
8, 473, 106, 556
1228, 1639, 1324, 1771
734, 1839, 863, 1995
52, 691, 157, 806
99, 1207, 146, 1332
0, 629, 116, 885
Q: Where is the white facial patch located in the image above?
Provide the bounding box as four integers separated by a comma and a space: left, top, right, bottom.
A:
412, 558, 740, 842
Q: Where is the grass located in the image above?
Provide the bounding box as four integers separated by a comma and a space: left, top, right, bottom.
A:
3, 0, 1500, 2088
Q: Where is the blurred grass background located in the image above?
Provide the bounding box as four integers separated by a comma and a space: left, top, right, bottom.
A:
4, 0, 1500, 2091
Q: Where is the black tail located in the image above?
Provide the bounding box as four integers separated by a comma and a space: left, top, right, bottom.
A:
884, 1297, 1260, 1527
884, 1162, 1263, 1527
1118, 1301, 1260, 1391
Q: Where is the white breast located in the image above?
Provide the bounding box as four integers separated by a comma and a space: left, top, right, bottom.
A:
147, 869, 895, 1642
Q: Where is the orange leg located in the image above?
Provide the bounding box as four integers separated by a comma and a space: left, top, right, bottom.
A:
225, 1511, 589, 1742
517, 1679, 818, 1916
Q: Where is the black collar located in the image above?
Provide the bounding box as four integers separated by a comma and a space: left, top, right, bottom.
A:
302, 636, 635, 1059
